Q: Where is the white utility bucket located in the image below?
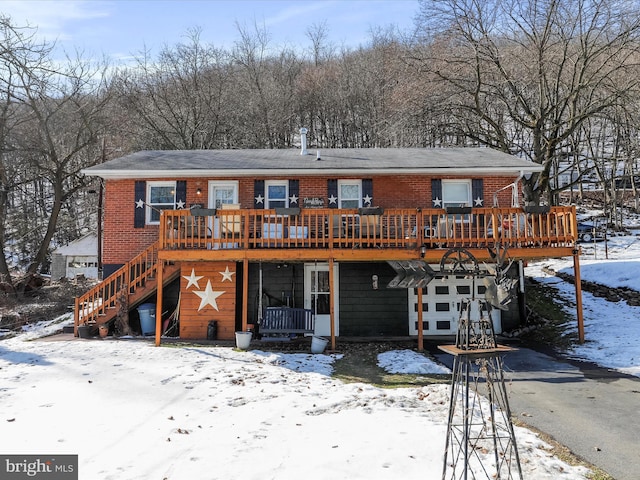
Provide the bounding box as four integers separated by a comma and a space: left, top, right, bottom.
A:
235, 331, 252, 350
310, 336, 329, 354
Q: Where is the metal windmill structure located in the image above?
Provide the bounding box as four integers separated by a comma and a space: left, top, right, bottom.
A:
437, 247, 523, 480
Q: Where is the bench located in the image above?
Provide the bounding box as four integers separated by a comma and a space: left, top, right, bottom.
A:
259, 307, 315, 335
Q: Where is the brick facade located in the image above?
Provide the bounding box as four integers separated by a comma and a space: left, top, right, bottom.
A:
102, 174, 519, 266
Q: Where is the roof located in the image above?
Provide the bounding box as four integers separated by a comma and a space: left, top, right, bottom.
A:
82, 147, 543, 180
53, 234, 98, 256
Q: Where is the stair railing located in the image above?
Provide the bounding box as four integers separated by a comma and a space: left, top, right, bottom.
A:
73, 241, 161, 333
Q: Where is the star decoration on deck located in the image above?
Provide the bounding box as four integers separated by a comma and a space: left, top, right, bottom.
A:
474, 197, 484, 207
432, 197, 442, 207
193, 280, 224, 311
289, 194, 299, 205
136, 199, 145, 209
255, 194, 264, 205
363, 194, 372, 206
176, 200, 185, 209
219, 266, 235, 282
183, 268, 203, 289
328, 194, 338, 205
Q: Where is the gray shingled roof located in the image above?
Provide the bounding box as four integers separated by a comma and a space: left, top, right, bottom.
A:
83, 147, 542, 179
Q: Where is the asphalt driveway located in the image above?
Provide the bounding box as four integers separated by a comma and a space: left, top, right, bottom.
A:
432, 344, 640, 480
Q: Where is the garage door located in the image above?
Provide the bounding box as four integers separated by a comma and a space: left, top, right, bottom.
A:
408, 275, 501, 336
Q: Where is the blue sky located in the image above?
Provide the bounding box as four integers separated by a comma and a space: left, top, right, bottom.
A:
1, 0, 420, 62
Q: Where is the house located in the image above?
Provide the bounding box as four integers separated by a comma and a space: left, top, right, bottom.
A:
77, 138, 584, 350
51, 234, 99, 281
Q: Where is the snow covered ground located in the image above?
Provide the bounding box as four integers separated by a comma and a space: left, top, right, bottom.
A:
1, 233, 638, 479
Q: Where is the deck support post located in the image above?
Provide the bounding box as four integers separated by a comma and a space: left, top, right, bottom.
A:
573, 249, 585, 343
242, 258, 249, 332
155, 259, 164, 347
417, 287, 424, 352
329, 257, 336, 351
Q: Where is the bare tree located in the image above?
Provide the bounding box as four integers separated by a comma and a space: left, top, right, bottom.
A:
411, 0, 640, 204
0, 16, 112, 293
115, 28, 232, 150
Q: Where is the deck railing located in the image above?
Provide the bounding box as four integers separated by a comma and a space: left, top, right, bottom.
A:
73, 242, 162, 329
160, 206, 577, 251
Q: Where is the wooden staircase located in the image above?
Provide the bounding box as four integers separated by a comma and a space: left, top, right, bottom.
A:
73, 242, 180, 335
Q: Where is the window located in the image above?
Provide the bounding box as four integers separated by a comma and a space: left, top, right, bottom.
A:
266, 181, 288, 208
147, 181, 176, 224
442, 180, 471, 208
338, 180, 361, 208
210, 181, 238, 209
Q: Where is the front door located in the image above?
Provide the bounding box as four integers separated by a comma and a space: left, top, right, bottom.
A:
208, 182, 239, 248
304, 263, 339, 336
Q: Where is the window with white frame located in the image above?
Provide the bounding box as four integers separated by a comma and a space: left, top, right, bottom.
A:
265, 181, 288, 209
442, 180, 471, 208
147, 181, 176, 224
338, 180, 361, 208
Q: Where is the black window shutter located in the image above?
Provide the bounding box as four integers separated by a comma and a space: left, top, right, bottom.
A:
431, 179, 443, 208
362, 179, 373, 206
472, 179, 484, 226
134, 181, 146, 228
327, 179, 338, 208
254, 180, 265, 208
176, 180, 187, 208
472, 179, 484, 207
288, 179, 299, 206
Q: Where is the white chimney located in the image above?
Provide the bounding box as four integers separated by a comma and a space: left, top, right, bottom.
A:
300, 127, 308, 155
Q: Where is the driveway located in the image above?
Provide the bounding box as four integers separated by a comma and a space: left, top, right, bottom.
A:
432, 344, 640, 480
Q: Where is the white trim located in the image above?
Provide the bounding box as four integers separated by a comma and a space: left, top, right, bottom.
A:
338, 179, 362, 209
304, 263, 339, 337
146, 181, 176, 225
208, 181, 239, 208
84, 167, 543, 180
265, 180, 288, 208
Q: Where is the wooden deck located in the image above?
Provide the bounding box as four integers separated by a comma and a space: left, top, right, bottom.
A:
159, 206, 578, 262
74, 205, 581, 343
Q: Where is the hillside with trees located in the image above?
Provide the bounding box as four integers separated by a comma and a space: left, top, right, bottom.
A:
2, 0, 640, 294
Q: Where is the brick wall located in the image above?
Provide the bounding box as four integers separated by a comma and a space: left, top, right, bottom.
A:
102, 174, 521, 264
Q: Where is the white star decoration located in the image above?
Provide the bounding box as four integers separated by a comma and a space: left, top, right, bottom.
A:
289, 194, 299, 205
328, 194, 338, 205
193, 280, 224, 311
432, 197, 442, 207
362, 194, 373, 206
255, 194, 264, 205
220, 266, 235, 282
136, 199, 145, 209
474, 197, 484, 207
183, 268, 203, 289
176, 200, 185, 209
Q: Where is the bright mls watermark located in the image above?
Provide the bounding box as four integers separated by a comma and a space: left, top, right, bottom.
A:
0, 455, 77, 479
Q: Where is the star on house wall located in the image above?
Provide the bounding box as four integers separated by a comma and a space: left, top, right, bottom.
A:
176, 200, 185, 209
474, 197, 484, 207
289, 194, 299, 205
183, 268, 203, 289
136, 199, 145, 209
328, 194, 338, 205
193, 280, 225, 311
432, 197, 442, 207
219, 266, 235, 282
363, 194, 373, 206
255, 194, 264, 205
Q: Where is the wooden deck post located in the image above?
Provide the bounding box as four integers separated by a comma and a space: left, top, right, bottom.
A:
242, 258, 249, 332
155, 260, 164, 347
573, 249, 585, 343
329, 257, 336, 351
417, 287, 424, 352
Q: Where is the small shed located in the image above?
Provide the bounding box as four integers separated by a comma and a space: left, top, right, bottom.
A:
51, 234, 99, 281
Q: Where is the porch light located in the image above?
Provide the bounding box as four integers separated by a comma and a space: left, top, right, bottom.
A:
196, 187, 202, 196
